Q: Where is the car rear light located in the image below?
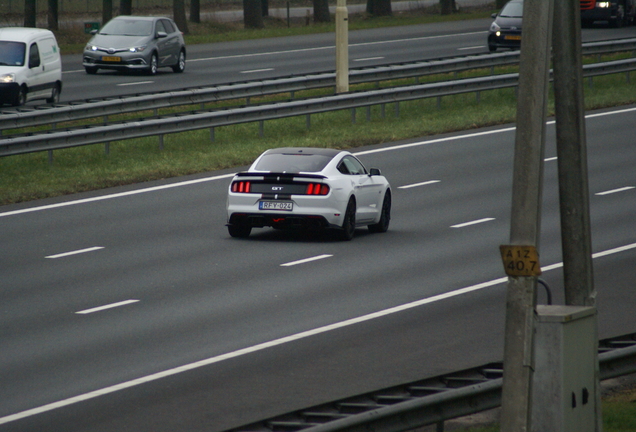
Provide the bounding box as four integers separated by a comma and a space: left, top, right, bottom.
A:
306, 183, 330, 195
232, 181, 251, 193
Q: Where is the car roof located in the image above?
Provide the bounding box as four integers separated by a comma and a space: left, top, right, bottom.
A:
110, 16, 170, 22
0, 27, 55, 42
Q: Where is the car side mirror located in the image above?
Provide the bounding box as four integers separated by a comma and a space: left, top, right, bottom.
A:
369, 168, 381, 176
491, 13, 497, 18
156, 31, 168, 39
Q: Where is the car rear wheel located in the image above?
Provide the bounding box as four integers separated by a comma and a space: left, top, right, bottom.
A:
228, 223, 252, 238
340, 198, 356, 241
368, 191, 391, 233
172, 50, 186, 73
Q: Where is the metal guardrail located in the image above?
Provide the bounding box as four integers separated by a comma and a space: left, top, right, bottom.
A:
0, 37, 635, 131
2, 57, 636, 158
225, 333, 636, 432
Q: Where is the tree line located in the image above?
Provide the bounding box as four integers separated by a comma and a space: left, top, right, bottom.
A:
23, 0, 502, 33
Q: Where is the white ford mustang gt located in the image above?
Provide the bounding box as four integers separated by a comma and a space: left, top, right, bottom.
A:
226, 147, 391, 240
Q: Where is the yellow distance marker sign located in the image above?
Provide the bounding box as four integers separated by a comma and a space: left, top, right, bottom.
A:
499, 245, 542, 277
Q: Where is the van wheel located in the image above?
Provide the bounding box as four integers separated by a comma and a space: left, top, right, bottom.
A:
46, 84, 61, 104
85, 67, 98, 74
12, 87, 26, 106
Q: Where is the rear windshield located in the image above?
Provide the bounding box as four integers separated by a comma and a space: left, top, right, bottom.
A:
100, 19, 153, 36
0, 41, 26, 66
253, 153, 333, 173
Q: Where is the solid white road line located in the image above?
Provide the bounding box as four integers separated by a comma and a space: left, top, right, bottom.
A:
544, 157, 558, 162
117, 81, 154, 87
45, 247, 104, 259
0, 173, 235, 218
354, 57, 385, 62
451, 218, 495, 228
2, 241, 635, 426
596, 186, 635, 196
457, 46, 484, 51
281, 254, 333, 267
76, 300, 140, 315
240, 68, 274, 74
398, 180, 441, 189
4, 106, 636, 220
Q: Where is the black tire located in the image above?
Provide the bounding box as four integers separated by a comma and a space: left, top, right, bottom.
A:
172, 50, 186, 73
46, 83, 61, 104
368, 190, 391, 233
340, 198, 356, 241
85, 66, 98, 74
146, 53, 158, 75
228, 223, 252, 238
12, 87, 26, 106
488, 44, 497, 53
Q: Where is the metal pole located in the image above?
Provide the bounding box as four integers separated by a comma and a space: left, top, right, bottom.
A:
335, 0, 349, 93
500, 0, 554, 430
552, 1, 601, 430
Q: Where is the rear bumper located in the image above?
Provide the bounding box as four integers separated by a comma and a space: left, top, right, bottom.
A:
228, 213, 335, 230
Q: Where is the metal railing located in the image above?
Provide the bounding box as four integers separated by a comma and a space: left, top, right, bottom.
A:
2, 56, 636, 159
224, 333, 636, 432
1, 37, 635, 132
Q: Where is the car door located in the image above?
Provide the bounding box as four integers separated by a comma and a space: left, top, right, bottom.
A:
338, 156, 383, 223
157, 19, 179, 66
25, 42, 46, 101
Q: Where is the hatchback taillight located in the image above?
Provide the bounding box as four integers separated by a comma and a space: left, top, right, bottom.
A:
231, 181, 251, 193
306, 183, 330, 195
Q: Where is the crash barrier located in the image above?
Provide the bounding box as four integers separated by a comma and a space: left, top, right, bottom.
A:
1, 37, 635, 132
1, 55, 636, 160
225, 333, 636, 432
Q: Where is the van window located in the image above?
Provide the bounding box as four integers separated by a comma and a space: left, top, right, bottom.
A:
28, 42, 40, 68
0, 41, 26, 66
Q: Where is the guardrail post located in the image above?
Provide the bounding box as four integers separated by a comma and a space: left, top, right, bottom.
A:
259, 120, 264, 137
437, 96, 442, 109
351, 108, 356, 124
381, 104, 385, 118
105, 142, 110, 155
159, 134, 164, 150
366, 106, 371, 122
48, 150, 53, 165
306, 114, 311, 130
210, 127, 215, 142
395, 102, 399, 118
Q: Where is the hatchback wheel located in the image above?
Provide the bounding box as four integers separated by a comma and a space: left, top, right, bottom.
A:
172, 50, 186, 73
146, 53, 158, 75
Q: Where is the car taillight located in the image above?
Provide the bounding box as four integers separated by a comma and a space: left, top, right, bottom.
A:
232, 181, 251, 193
306, 183, 329, 195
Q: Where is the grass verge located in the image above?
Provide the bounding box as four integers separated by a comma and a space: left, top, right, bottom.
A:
2, 6, 636, 206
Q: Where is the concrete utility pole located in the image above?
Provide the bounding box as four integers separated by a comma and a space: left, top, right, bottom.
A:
335, 0, 349, 93
500, 0, 554, 430
552, 0, 601, 430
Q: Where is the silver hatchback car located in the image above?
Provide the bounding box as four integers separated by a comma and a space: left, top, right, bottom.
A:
83, 16, 186, 75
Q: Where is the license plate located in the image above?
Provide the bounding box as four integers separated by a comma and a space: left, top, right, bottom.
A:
259, 201, 293, 211
505, 35, 521, 41
101, 56, 122, 62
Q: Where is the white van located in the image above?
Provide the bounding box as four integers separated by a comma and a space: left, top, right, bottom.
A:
0, 28, 62, 106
